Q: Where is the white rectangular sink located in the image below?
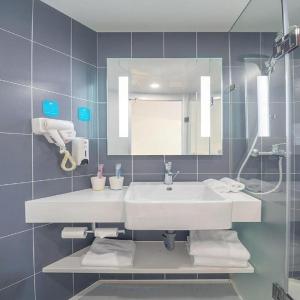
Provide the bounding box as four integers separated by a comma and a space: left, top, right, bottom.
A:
125, 182, 232, 230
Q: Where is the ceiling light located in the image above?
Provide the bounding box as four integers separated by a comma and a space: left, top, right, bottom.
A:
200, 76, 211, 138
118, 76, 129, 138
150, 82, 160, 89
257, 76, 270, 137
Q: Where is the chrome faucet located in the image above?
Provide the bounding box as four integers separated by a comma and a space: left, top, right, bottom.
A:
164, 162, 179, 185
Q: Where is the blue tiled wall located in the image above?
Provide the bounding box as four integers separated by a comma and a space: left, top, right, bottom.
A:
0, 1, 269, 298
0, 0, 98, 298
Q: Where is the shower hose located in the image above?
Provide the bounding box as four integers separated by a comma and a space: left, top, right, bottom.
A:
236, 134, 283, 195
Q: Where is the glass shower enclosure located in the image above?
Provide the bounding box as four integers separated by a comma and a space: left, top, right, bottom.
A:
227, 0, 300, 299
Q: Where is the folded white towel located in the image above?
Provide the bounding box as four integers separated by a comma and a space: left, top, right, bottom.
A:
81, 238, 136, 267
202, 179, 231, 193
192, 256, 249, 268
188, 230, 250, 261
220, 177, 245, 192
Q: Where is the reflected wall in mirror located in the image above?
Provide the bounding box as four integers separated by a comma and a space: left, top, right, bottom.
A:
107, 58, 223, 155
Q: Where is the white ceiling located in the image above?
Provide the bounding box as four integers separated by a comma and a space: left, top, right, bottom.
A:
231, 0, 283, 32
41, 0, 250, 32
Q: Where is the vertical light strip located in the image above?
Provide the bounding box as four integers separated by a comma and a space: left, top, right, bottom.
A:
200, 76, 211, 137
119, 76, 129, 137
257, 76, 270, 137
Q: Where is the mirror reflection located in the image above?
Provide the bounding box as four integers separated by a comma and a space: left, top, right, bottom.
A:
107, 58, 223, 155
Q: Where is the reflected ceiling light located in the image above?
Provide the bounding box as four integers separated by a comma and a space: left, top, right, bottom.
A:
212, 96, 221, 100
150, 82, 160, 89
257, 76, 270, 137
119, 76, 129, 138
200, 76, 211, 138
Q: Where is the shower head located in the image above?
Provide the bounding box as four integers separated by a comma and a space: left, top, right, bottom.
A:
240, 54, 274, 76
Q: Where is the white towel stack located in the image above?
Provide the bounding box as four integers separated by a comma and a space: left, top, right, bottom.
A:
202, 177, 245, 193
188, 230, 250, 268
202, 179, 231, 193
220, 177, 245, 192
81, 238, 136, 267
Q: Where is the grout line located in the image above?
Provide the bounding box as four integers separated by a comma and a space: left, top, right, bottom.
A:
0, 26, 96, 68
196, 156, 199, 181
33, 223, 52, 229
30, 1, 37, 299
0, 131, 32, 136
70, 18, 74, 194
0, 173, 99, 188
0, 170, 292, 189
0, 180, 33, 187
72, 56, 97, 68
228, 32, 233, 177
33, 41, 97, 68
130, 32, 133, 59
0, 274, 35, 293
162, 32, 165, 58
195, 32, 198, 58
0, 77, 100, 104
0, 78, 31, 89
130, 32, 134, 183
72, 96, 98, 103
97, 32, 100, 172
0, 26, 31, 42
0, 228, 33, 240
70, 21, 76, 295
32, 86, 71, 98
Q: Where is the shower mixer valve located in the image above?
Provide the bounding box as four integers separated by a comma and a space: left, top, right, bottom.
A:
251, 143, 286, 158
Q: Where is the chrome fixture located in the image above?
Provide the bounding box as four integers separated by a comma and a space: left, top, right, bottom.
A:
237, 141, 286, 195
164, 162, 179, 186
264, 26, 300, 76
251, 143, 287, 158
272, 26, 300, 60
162, 230, 176, 251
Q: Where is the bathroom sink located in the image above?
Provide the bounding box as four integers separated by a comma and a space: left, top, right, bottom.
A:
124, 182, 232, 230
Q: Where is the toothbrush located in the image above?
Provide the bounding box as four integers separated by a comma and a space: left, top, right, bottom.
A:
115, 163, 122, 178
97, 164, 104, 178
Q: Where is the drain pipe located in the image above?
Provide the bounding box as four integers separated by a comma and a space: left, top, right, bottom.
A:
162, 231, 177, 251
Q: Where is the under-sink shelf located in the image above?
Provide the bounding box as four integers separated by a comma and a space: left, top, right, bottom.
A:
70, 280, 241, 300
43, 241, 254, 274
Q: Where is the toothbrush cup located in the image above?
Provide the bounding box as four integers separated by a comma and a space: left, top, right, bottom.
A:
91, 176, 106, 191
109, 176, 124, 190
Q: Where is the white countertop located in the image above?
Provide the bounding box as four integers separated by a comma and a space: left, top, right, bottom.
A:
25, 188, 126, 223
25, 186, 261, 224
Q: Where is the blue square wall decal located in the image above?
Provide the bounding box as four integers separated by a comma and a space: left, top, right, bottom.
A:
78, 107, 91, 121
42, 99, 60, 117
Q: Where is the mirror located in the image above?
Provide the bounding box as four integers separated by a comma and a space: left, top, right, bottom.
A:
107, 58, 223, 155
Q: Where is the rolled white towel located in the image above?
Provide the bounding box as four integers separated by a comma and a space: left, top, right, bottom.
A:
202, 179, 230, 193
192, 256, 249, 268
188, 230, 250, 261
81, 238, 136, 267
220, 177, 245, 192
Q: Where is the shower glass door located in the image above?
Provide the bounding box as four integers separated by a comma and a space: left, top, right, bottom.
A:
287, 1, 300, 299
229, 0, 289, 299
289, 46, 300, 300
